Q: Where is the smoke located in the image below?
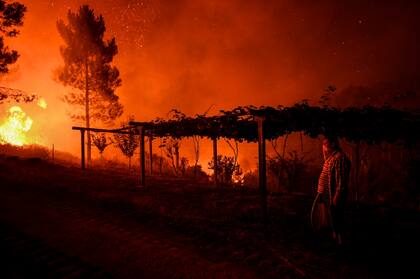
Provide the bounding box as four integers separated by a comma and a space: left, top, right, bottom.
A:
1, 0, 419, 160
118, 0, 419, 118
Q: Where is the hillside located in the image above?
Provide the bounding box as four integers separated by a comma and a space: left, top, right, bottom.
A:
0, 156, 418, 278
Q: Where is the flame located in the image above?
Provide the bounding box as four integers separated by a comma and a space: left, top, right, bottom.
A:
37, 98, 47, 109
0, 106, 33, 146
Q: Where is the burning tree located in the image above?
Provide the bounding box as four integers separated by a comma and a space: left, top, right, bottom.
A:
0, 87, 36, 104
208, 155, 242, 185
56, 5, 123, 168
0, 0, 26, 75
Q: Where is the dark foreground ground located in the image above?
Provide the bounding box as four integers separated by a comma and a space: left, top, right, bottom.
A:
0, 156, 419, 278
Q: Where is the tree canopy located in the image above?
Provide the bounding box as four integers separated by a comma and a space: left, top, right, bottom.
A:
56, 4, 123, 166
0, 0, 26, 74
56, 4, 123, 125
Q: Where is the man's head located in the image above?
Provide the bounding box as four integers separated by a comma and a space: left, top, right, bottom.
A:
322, 137, 340, 160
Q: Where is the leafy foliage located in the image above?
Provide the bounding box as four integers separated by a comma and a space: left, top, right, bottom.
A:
56, 4, 123, 125
113, 118, 138, 170
114, 130, 138, 159
208, 155, 242, 185
130, 104, 419, 146
0, 86, 36, 104
160, 137, 181, 175
0, 0, 26, 74
268, 151, 311, 192
91, 132, 112, 154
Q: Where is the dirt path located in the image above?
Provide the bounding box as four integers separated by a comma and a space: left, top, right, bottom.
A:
0, 186, 260, 279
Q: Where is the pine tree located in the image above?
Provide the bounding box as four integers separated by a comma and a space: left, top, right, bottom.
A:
56, 5, 123, 167
0, 0, 26, 75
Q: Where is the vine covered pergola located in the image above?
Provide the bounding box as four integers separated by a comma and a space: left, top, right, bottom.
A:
73, 104, 419, 223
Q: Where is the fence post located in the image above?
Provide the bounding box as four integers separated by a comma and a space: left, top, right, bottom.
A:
354, 141, 360, 203
149, 135, 153, 175
139, 126, 146, 187
256, 116, 268, 225
212, 137, 218, 187
80, 130, 85, 170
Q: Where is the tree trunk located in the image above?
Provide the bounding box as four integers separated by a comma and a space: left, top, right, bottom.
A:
175, 145, 179, 176
193, 136, 199, 178
299, 132, 304, 153
282, 134, 289, 159
159, 155, 163, 175
85, 56, 91, 168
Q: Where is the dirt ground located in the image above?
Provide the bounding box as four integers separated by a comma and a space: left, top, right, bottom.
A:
0, 156, 418, 278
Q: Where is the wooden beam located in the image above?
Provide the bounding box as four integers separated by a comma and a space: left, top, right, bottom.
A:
80, 130, 85, 170
72, 126, 136, 135
256, 116, 268, 224
139, 126, 146, 187
212, 137, 218, 187
149, 136, 153, 175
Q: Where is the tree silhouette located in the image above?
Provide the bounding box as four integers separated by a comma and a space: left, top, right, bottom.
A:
0, 0, 26, 74
91, 132, 112, 159
113, 117, 138, 172
161, 137, 181, 176
208, 155, 241, 185
56, 5, 123, 167
0, 86, 35, 104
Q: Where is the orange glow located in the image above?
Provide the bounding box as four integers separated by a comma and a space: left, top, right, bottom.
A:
0, 106, 33, 146
1, 0, 418, 163
37, 98, 48, 109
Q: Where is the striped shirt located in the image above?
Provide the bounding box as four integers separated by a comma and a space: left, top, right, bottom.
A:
317, 150, 351, 206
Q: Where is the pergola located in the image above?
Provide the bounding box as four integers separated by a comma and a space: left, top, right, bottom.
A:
73, 104, 419, 223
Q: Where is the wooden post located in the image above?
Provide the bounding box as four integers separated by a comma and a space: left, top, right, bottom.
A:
139, 126, 146, 187
354, 141, 360, 203
52, 144, 55, 162
149, 135, 153, 175
212, 137, 218, 187
80, 130, 85, 170
175, 143, 180, 176
256, 116, 268, 224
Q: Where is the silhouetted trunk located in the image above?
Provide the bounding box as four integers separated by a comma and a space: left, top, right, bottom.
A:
128, 156, 131, 173
85, 55, 91, 168
300, 132, 304, 153
159, 156, 163, 175
149, 137, 153, 175
282, 134, 288, 159
175, 145, 179, 176
193, 136, 200, 178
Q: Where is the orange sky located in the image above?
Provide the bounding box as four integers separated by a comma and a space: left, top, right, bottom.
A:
1, 0, 418, 169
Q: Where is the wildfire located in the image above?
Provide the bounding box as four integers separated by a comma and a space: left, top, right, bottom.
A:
37, 98, 48, 109
0, 106, 33, 146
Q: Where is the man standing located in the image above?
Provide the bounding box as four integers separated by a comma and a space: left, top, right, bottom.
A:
315, 137, 351, 245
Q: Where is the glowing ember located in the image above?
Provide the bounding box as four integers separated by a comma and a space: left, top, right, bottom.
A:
37, 98, 48, 109
0, 106, 33, 146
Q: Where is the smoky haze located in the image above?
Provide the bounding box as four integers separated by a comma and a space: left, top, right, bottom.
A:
1, 0, 419, 164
